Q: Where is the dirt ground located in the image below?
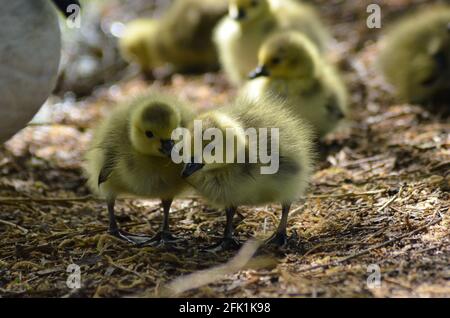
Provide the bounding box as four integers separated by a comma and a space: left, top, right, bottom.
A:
0, 0, 448, 298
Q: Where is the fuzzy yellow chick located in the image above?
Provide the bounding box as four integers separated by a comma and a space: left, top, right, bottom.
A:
84, 93, 194, 246
244, 31, 348, 138
378, 6, 450, 104
180, 95, 314, 250
119, 19, 161, 74
214, 0, 330, 85
119, 0, 227, 75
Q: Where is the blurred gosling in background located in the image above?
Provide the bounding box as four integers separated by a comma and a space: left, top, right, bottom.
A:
181, 95, 314, 251
378, 5, 450, 105
119, 0, 227, 76
84, 93, 194, 246
245, 31, 348, 138
214, 0, 330, 85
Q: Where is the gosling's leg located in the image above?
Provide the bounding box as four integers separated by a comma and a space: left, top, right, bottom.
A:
265, 203, 292, 247
145, 199, 181, 246
107, 198, 150, 245
207, 207, 241, 252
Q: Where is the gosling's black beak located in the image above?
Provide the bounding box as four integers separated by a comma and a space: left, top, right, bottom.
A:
181, 161, 204, 178
249, 65, 269, 79
51, 0, 81, 17
159, 139, 175, 157
231, 8, 246, 20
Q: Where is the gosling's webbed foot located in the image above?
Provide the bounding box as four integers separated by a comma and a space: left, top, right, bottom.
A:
265, 232, 288, 247
205, 237, 242, 253
141, 231, 183, 248
109, 229, 151, 245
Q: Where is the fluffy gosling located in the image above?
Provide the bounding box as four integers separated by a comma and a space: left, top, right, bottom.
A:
214, 0, 330, 85
84, 93, 194, 246
378, 5, 450, 104
245, 31, 348, 138
119, 19, 161, 74
119, 0, 227, 75
180, 95, 314, 250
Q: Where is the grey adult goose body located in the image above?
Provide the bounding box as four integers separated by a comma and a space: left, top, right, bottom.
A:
0, 0, 80, 143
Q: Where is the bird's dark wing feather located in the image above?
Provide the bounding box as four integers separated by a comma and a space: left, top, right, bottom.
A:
97, 148, 117, 187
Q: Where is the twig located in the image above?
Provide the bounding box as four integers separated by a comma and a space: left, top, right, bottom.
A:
415, 242, 448, 254
106, 258, 148, 281
0, 195, 97, 203
303, 189, 387, 200
111, 263, 145, 280
301, 241, 371, 258
340, 154, 387, 168
289, 205, 306, 217
377, 185, 403, 212
170, 204, 201, 215
383, 278, 412, 290
297, 215, 443, 273
429, 161, 450, 171
0, 219, 29, 234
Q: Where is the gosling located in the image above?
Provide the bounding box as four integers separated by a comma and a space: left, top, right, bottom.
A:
119, 0, 227, 76
213, 0, 330, 85
245, 31, 348, 138
180, 95, 314, 250
84, 93, 194, 246
378, 5, 450, 104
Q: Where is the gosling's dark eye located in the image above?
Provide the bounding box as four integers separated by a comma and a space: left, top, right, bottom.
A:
145, 131, 154, 138
250, 0, 258, 7
271, 57, 281, 65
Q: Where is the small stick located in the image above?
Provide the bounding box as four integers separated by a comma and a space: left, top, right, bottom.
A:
340, 154, 387, 168
0, 219, 29, 234
377, 185, 403, 212
0, 195, 97, 203
302, 189, 387, 200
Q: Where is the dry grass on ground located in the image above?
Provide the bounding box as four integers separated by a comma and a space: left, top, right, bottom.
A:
0, 0, 448, 297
